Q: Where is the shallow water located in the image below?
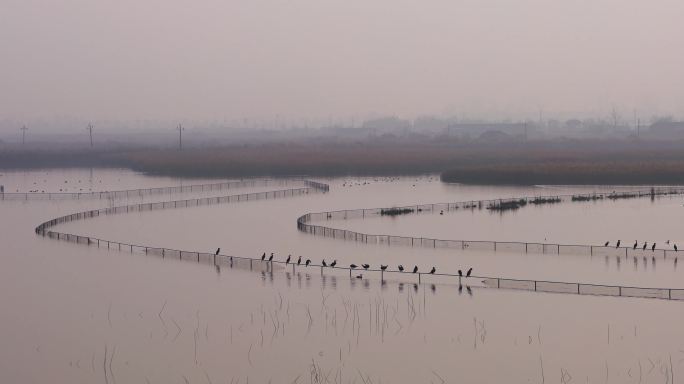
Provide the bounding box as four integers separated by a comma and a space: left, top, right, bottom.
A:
1, 169, 684, 383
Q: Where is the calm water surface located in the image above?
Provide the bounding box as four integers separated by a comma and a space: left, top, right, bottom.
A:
1, 169, 683, 383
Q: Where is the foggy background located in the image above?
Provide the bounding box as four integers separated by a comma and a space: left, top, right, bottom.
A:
1, 0, 683, 137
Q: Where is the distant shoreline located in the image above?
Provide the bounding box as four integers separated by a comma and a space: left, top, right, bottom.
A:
3, 139, 684, 185
441, 164, 684, 185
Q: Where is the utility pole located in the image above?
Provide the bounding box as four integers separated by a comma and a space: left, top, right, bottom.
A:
20, 125, 28, 145
86, 123, 94, 147
177, 124, 184, 150
538, 108, 543, 126
633, 109, 637, 132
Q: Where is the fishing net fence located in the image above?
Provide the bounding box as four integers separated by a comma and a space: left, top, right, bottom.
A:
297, 187, 684, 259
1, 178, 305, 200
28, 179, 684, 301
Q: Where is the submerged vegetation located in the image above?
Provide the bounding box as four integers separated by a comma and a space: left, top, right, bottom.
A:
487, 199, 528, 211
571, 188, 683, 202
380, 207, 414, 216
487, 196, 561, 211
529, 196, 562, 205
571, 194, 603, 202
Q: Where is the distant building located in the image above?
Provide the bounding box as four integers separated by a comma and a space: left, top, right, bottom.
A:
362, 117, 411, 135
477, 130, 513, 142
447, 123, 529, 138
648, 121, 684, 139
564, 119, 583, 130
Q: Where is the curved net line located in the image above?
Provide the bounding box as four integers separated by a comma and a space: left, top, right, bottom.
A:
23, 180, 684, 301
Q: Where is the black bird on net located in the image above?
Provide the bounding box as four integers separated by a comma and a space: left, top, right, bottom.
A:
398, 265, 404, 272
350, 264, 358, 269
305, 259, 311, 266
268, 253, 274, 262
297, 256, 302, 265
261, 252, 266, 261
330, 260, 337, 267
322, 260, 327, 267
466, 268, 473, 277
652, 243, 657, 252
285, 255, 291, 264
430, 267, 436, 274
215, 248, 220, 255
412, 266, 418, 273
616, 240, 621, 248
380, 265, 388, 271
362, 264, 370, 270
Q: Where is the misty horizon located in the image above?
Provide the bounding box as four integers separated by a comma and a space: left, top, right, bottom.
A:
1, 0, 683, 129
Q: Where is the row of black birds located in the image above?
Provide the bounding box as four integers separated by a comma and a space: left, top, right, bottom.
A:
236, 251, 475, 277
604, 240, 678, 252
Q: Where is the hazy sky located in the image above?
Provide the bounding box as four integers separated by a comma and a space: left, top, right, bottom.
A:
1, 0, 683, 125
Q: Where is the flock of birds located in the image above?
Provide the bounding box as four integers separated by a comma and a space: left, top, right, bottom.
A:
340, 176, 438, 189
213, 249, 472, 281
6, 176, 109, 193
604, 240, 678, 252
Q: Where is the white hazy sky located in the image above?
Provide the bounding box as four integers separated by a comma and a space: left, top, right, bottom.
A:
1, 0, 683, 124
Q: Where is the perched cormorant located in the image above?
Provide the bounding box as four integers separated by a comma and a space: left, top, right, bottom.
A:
412, 266, 418, 273
398, 265, 404, 272
430, 267, 436, 274
466, 268, 472, 277
215, 248, 220, 255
